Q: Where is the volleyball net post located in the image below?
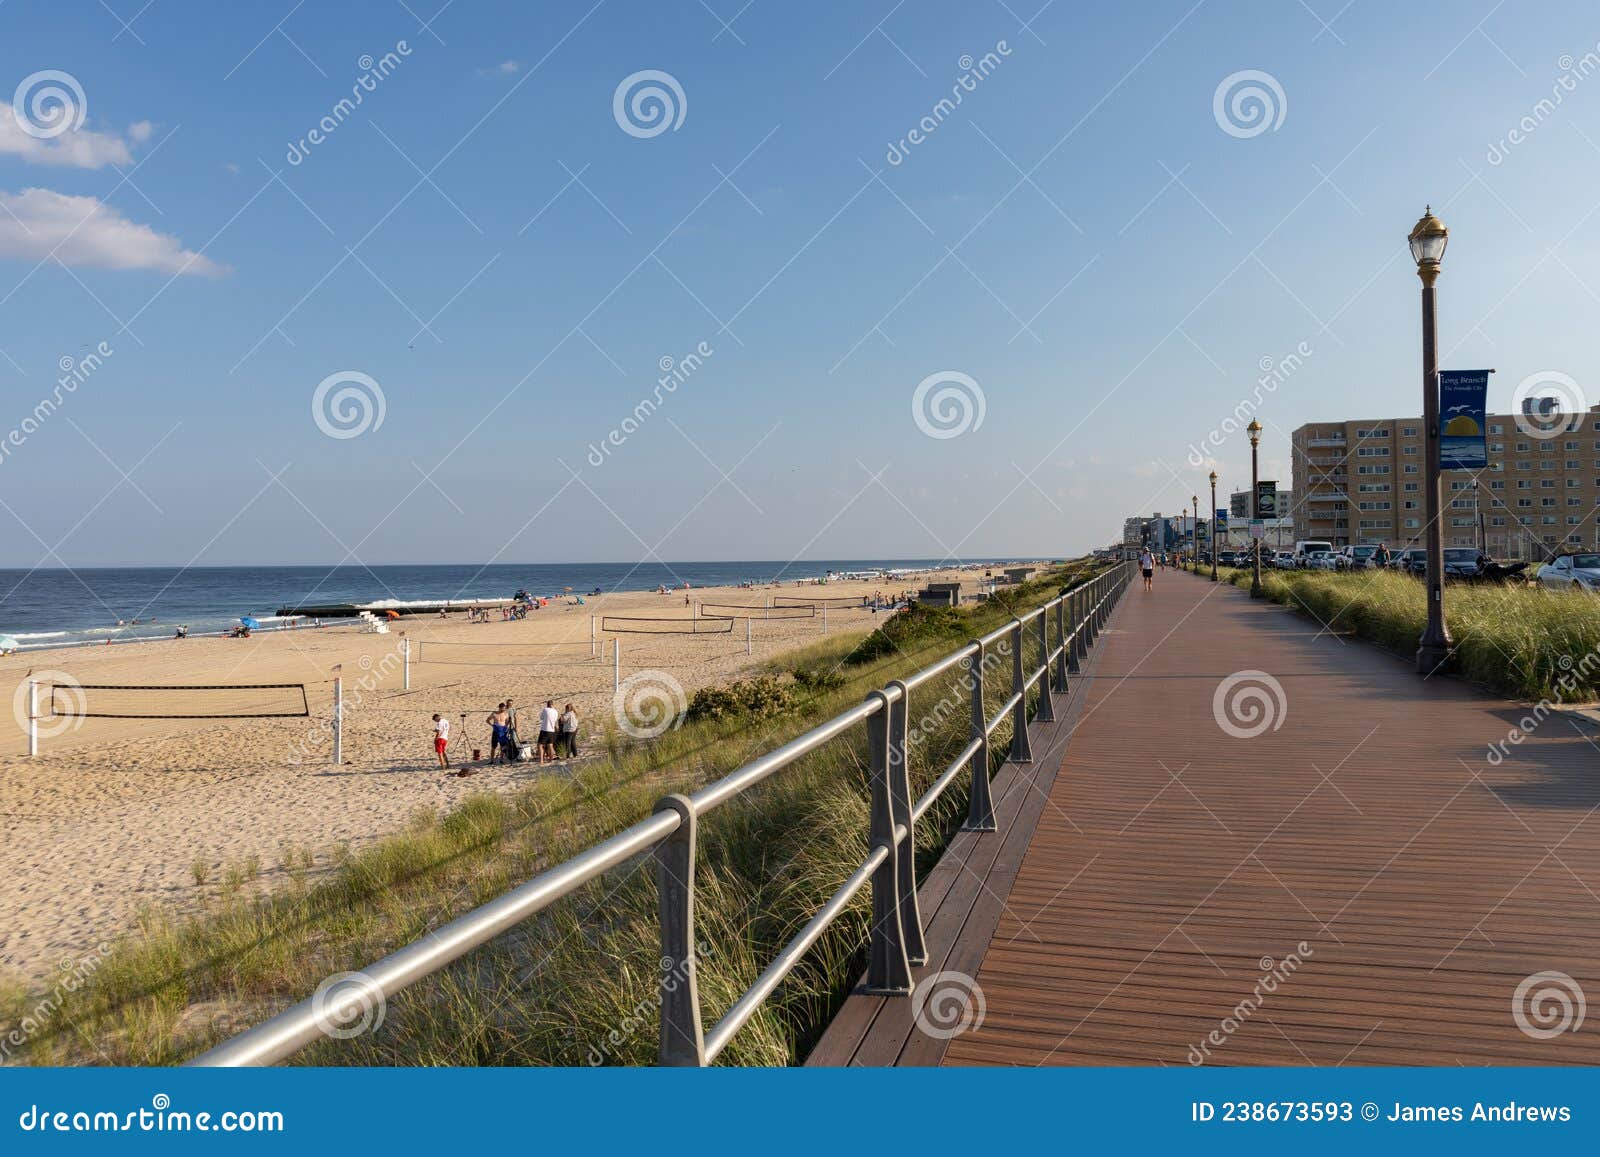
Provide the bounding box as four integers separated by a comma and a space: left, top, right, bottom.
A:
746, 617, 752, 656
590, 615, 597, 659
401, 634, 410, 691
613, 639, 621, 692
331, 665, 343, 766
27, 677, 38, 757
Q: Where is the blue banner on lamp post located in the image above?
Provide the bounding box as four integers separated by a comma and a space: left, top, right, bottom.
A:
1439, 369, 1489, 470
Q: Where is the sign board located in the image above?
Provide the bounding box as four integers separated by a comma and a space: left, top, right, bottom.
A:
1249, 519, 1265, 541
1439, 369, 1489, 470
1216, 508, 1229, 531
1256, 481, 1278, 519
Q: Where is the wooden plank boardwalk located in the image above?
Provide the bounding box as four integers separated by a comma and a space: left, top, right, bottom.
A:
811, 569, 1600, 1066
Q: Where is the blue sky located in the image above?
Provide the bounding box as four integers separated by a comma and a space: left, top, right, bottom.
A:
2, 0, 1598, 566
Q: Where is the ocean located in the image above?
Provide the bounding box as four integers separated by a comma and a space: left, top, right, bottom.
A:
0, 559, 1024, 651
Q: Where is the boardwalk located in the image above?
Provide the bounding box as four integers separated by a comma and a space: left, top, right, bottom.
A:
812, 569, 1600, 1066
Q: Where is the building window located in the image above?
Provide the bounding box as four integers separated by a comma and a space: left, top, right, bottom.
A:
1403, 464, 1419, 474
1406, 426, 1422, 436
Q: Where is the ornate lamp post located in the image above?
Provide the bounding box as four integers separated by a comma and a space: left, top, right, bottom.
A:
1248, 418, 1264, 597
1209, 470, 1219, 581
1410, 206, 1453, 673
1191, 494, 1199, 573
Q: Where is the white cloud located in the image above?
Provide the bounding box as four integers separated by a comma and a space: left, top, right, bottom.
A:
477, 60, 522, 76
0, 116, 143, 168
0, 187, 224, 275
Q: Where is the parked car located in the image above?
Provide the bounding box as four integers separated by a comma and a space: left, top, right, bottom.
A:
1335, 545, 1381, 571
1536, 552, 1600, 592
1303, 550, 1338, 570
1271, 550, 1295, 569
1292, 539, 1333, 567
1390, 548, 1425, 572
1218, 550, 1241, 567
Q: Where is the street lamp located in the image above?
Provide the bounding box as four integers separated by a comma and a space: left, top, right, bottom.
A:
1192, 494, 1199, 573
1209, 470, 1219, 582
1248, 418, 1264, 598
1410, 205, 1452, 673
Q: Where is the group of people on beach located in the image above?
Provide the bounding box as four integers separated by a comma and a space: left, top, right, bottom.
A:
430, 699, 579, 772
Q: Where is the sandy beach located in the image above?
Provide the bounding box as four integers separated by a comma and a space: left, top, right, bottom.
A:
0, 568, 1007, 981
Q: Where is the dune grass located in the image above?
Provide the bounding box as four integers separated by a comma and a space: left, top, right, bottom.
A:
1219, 565, 1600, 701
11, 564, 1099, 1066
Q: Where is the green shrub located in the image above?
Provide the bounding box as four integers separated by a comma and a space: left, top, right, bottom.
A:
685, 675, 794, 724
844, 602, 966, 665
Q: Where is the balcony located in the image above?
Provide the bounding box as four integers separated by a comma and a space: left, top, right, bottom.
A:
1308, 436, 1347, 448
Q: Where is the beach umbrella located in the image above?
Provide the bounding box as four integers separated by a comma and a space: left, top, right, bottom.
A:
240, 616, 261, 629
0, 635, 17, 653
385, 609, 400, 620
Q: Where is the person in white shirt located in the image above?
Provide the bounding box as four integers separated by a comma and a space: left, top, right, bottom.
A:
1139, 548, 1155, 591
537, 700, 560, 764
432, 713, 450, 769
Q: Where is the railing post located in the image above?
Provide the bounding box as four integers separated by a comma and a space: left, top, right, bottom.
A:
886, 680, 926, 965
964, 643, 995, 831
864, 690, 914, 995
1008, 618, 1032, 763
1053, 597, 1068, 693
652, 794, 706, 1065
1069, 588, 1084, 673
1034, 612, 1054, 722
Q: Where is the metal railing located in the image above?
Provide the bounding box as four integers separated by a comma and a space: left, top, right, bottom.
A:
190, 562, 1133, 1067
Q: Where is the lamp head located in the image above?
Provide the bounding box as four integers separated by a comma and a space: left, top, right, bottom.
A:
1408, 205, 1448, 280
1246, 418, 1262, 445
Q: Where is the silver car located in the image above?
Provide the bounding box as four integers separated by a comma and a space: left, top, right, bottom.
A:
1537, 552, 1600, 591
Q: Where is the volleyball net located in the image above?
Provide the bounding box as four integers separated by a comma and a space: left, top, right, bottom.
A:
599, 615, 735, 635
48, 682, 311, 720
698, 603, 816, 620
414, 640, 598, 666
772, 594, 868, 608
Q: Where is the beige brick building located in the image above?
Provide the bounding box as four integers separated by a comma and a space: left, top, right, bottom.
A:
1291, 408, 1600, 560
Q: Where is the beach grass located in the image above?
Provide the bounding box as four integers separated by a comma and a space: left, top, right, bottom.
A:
14, 564, 1099, 1066
1218, 565, 1600, 701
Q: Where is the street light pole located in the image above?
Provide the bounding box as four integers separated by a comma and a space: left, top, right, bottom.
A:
1192, 494, 1199, 573
1248, 419, 1264, 598
1209, 470, 1219, 582
1411, 206, 1453, 674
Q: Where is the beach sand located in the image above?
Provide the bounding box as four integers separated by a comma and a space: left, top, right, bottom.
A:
0, 569, 1002, 980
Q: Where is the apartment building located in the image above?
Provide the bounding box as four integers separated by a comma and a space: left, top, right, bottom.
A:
1291, 407, 1600, 559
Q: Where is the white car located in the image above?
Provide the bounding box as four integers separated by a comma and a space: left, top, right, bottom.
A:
1303, 550, 1338, 571
1272, 551, 1295, 569
1536, 552, 1600, 592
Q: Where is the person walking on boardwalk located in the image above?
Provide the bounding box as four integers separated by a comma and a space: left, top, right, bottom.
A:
1139, 547, 1155, 592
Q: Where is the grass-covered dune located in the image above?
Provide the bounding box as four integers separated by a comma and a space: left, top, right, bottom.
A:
1219, 566, 1600, 702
